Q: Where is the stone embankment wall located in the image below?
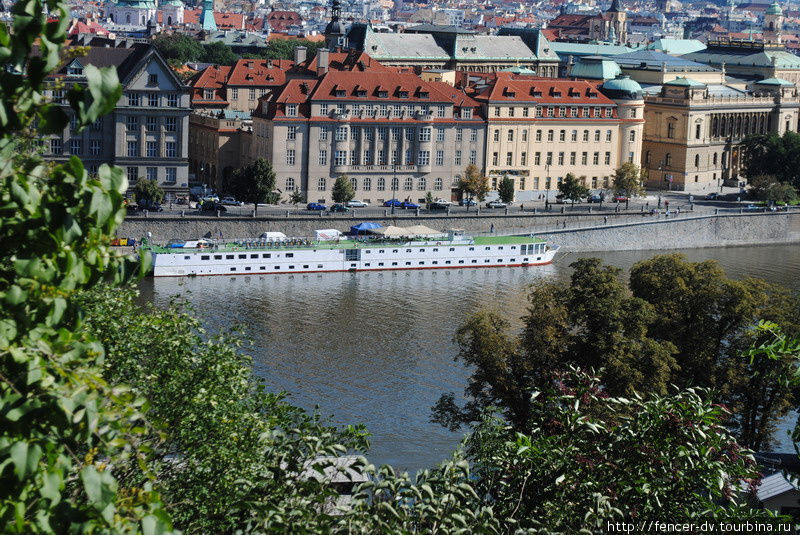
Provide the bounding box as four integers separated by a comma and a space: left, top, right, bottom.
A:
119, 211, 800, 253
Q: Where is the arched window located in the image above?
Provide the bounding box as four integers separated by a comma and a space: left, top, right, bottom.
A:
168, 15, 172, 25
712, 117, 718, 137
285, 177, 295, 191
403, 177, 413, 190
126, 13, 131, 24
417, 177, 426, 190
453, 175, 461, 187
434, 177, 443, 190
364, 177, 371, 191
317, 177, 326, 191
350, 177, 358, 191
645, 150, 651, 164
694, 154, 700, 168
391, 177, 399, 191
377, 177, 386, 191
713, 153, 718, 166
665, 153, 672, 167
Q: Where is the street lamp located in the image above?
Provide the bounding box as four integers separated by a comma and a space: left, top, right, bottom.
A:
391, 163, 397, 215
657, 160, 664, 208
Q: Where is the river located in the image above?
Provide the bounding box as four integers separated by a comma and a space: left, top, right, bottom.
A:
139, 243, 800, 473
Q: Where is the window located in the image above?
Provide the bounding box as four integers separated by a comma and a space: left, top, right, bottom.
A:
128, 93, 140, 106
559, 107, 566, 117
418, 177, 426, 190
536, 106, 543, 117
462, 108, 472, 119
319, 103, 329, 116
319, 149, 327, 165
419, 128, 431, 142
230, 87, 238, 100
535, 130, 542, 142
148, 93, 158, 107
469, 150, 476, 164
507, 130, 514, 142
547, 107, 554, 117
146, 167, 157, 181
405, 129, 414, 142
547, 130, 554, 142
436, 127, 445, 141
147, 74, 158, 86
559, 130, 565, 142
317, 177, 326, 191
583, 130, 589, 142
286, 104, 297, 117
350, 150, 358, 165
417, 151, 430, 166
126, 116, 139, 131
630, 131, 636, 142
127, 140, 139, 157
165, 141, 176, 158
506, 152, 513, 165
521, 152, 527, 166
534, 152, 540, 165
165, 117, 176, 132
569, 152, 576, 165
665, 153, 672, 166
403, 177, 413, 190
249, 88, 256, 100
523, 107, 529, 117
667, 121, 675, 139
167, 94, 178, 107
286, 149, 295, 165
470, 129, 477, 142
287, 126, 297, 140
494, 107, 501, 117
335, 126, 347, 141
594, 130, 600, 142
351, 177, 358, 190
391, 127, 401, 141
695, 124, 701, 139
146, 141, 158, 157
604, 152, 611, 165
434, 177, 443, 190
334, 151, 347, 165
319, 127, 329, 141
493, 129, 500, 142
645, 151, 651, 164
437, 105, 445, 117
89, 140, 101, 155
377, 177, 385, 191
582, 152, 588, 165
286, 177, 296, 191
364, 177, 371, 191
558, 152, 564, 165
69, 139, 82, 155
146, 116, 158, 132
593, 152, 600, 165
571, 107, 578, 117
435, 150, 444, 166
126, 167, 137, 182
522, 129, 528, 142
606, 130, 612, 142
694, 154, 700, 168
455, 150, 462, 166
363, 149, 372, 165
508, 107, 515, 117
455, 128, 463, 141
593, 107, 601, 117
91, 118, 103, 131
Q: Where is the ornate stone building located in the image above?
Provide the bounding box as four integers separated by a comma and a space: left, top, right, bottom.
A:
642, 77, 800, 192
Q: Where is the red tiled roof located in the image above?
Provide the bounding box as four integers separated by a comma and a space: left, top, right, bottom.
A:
548, 14, 593, 29
474, 72, 616, 108
268, 32, 325, 42
215, 12, 244, 30
289, 50, 392, 76
267, 10, 303, 32
184, 8, 200, 25
227, 58, 293, 86
68, 19, 111, 36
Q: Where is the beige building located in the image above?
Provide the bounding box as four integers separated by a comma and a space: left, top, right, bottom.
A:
642, 77, 800, 192
251, 68, 486, 204
472, 72, 644, 194
188, 111, 252, 189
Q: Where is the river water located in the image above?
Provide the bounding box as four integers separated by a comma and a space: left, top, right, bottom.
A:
139, 244, 800, 472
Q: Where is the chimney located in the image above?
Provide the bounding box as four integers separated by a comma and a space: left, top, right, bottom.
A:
316, 48, 329, 77
294, 45, 307, 64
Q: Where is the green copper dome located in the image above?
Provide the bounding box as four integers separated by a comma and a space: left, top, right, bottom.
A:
165, 0, 183, 6
601, 75, 642, 98
766, 1, 782, 15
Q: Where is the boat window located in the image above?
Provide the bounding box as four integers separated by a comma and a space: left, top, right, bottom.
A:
459, 260, 464, 264
445, 260, 451, 264
469, 247, 474, 251
524, 258, 529, 262
250, 254, 258, 258
366, 250, 370, 254
201, 255, 210, 260
485, 259, 491, 263
262, 253, 271, 258
214, 255, 222, 260
449, 248, 455, 251
303, 265, 309, 268
511, 246, 516, 249
498, 246, 503, 250
521, 245, 527, 254
365, 263, 370, 267
433, 248, 438, 252
485, 247, 490, 250
472, 260, 477, 263
289, 266, 294, 269
317, 264, 323, 268
245, 266, 251, 271
238, 254, 246, 259
511, 258, 516, 262
406, 249, 412, 253
379, 250, 385, 253
226, 255, 234, 259
393, 249, 398, 253
419, 261, 424, 265
420, 249, 425, 252
260, 266, 265, 270
537, 257, 542, 261
497, 259, 502, 262
230, 267, 236, 271
184, 255, 190, 260
392, 262, 398, 266
406, 261, 411, 265
274, 266, 280, 269
432, 261, 438, 265
378, 262, 384, 266
286, 253, 293, 258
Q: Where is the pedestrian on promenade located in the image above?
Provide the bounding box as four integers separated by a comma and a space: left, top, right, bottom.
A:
604, 216, 608, 224
563, 220, 567, 229
490, 223, 495, 233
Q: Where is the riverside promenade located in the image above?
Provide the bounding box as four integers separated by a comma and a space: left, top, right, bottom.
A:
118, 207, 800, 253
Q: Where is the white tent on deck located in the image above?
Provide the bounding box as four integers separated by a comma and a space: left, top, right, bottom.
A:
314, 229, 343, 241
368, 225, 445, 238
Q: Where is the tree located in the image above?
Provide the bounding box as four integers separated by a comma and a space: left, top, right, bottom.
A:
0, 0, 175, 530
201, 41, 238, 65
458, 164, 490, 202
612, 161, 646, 198
256, 39, 326, 60
748, 173, 779, 200
425, 191, 434, 207
557, 172, 589, 206
497, 176, 514, 203
767, 181, 798, 203
152, 33, 204, 64
133, 176, 165, 204
227, 158, 276, 215
289, 189, 305, 204
465, 368, 787, 533
332, 174, 355, 203
741, 131, 800, 190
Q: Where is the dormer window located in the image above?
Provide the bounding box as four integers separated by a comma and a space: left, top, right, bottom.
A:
531, 88, 542, 97
356, 89, 367, 97
462, 108, 472, 119
550, 88, 562, 97
377, 90, 388, 98
418, 90, 429, 99
286, 104, 297, 117
67, 61, 83, 76
335, 89, 346, 97
147, 74, 158, 86
398, 90, 409, 98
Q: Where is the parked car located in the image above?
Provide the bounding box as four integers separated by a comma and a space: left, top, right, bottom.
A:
401, 201, 420, 210
706, 192, 719, 200
459, 198, 477, 206
347, 200, 369, 207
137, 199, 163, 212
743, 203, 760, 211
383, 199, 403, 207
586, 195, 603, 203
613, 195, 629, 203
430, 200, 451, 210
220, 196, 243, 206
307, 202, 327, 211
330, 203, 351, 212
175, 197, 188, 205
199, 202, 226, 212
202, 194, 220, 203
486, 200, 507, 208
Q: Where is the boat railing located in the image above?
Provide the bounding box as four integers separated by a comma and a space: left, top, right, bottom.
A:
158, 234, 476, 251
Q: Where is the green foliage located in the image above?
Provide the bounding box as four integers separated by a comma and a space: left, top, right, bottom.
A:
228, 158, 277, 214
153, 33, 204, 65
201, 41, 238, 65
465, 368, 788, 533
252, 39, 326, 60
741, 131, 800, 190
557, 173, 589, 205
497, 176, 514, 203
332, 174, 355, 203
458, 164, 489, 202
749, 175, 798, 203
133, 177, 165, 204
612, 161, 646, 197
425, 191, 434, 207
0, 0, 173, 530
289, 189, 305, 204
